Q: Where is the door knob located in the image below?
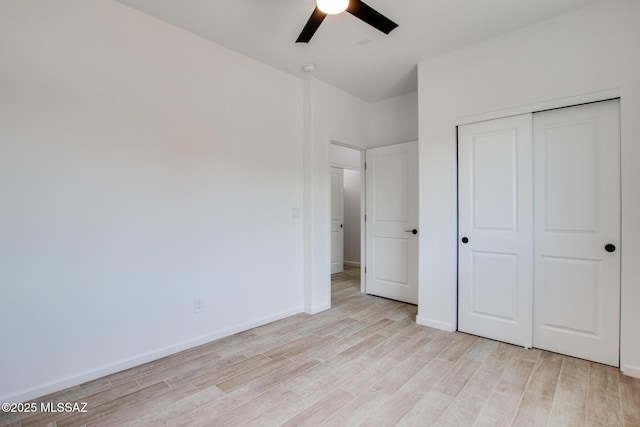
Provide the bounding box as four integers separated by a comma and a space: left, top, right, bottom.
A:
340, 224, 343, 228
461, 237, 469, 244
604, 243, 616, 253
405, 229, 418, 235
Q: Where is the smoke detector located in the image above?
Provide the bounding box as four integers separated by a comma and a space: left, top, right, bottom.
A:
302, 63, 317, 73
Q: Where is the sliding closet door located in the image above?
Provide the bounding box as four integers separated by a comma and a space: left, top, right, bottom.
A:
533, 100, 620, 366
458, 114, 533, 347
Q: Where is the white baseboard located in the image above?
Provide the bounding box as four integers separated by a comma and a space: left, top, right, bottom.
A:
1, 306, 303, 404
343, 261, 360, 267
621, 363, 640, 379
304, 303, 331, 314
416, 315, 456, 332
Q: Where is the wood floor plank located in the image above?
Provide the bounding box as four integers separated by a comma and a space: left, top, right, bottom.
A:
86, 383, 199, 427
413, 334, 459, 364
5, 265, 639, 427
104, 348, 197, 387
548, 402, 587, 427
319, 389, 389, 427
510, 390, 553, 426
437, 333, 478, 362
20, 381, 141, 427
372, 353, 432, 396
494, 358, 536, 393
263, 334, 323, 359
526, 351, 563, 397
281, 389, 354, 427
280, 353, 356, 392
203, 385, 296, 427
281, 335, 339, 359
387, 335, 432, 362
472, 357, 536, 427
435, 389, 485, 427
248, 359, 320, 394
360, 390, 422, 427
55, 382, 172, 427
164, 353, 247, 389
337, 356, 398, 398
459, 366, 501, 399
308, 335, 366, 360
396, 389, 453, 427
239, 329, 309, 359
552, 356, 590, 412
619, 372, 640, 427
352, 318, 394, 337
135, 350, 222, 387
376, 317, 415, 337
433, 358, 482, 398
124, 383, 229, 427
190, 354, 270, 391
170, 387, 258, 426
586, 362, 623, 427
483, 342, 518, 376
307, 318, 357, 337
401, 358, 453, 397
338, 333, 387, 360
472, 386, 524, 427
365, 332, 410, 359
215, 357, 289, 393
3, 377, 114, 426
463, 337, 500, 363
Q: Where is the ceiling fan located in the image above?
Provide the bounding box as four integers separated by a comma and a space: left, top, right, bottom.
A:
296, 0, 398, 43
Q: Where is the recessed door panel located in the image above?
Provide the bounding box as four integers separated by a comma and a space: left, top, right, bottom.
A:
472, 252, 518, 321
472, 131, 518, 231
540, 256, 599, 335
374, 237, 409, 285
544, 123, 597, 232
374, 153, 409, 223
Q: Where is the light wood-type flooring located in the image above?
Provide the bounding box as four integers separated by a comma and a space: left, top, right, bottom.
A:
2, 265, 639, 426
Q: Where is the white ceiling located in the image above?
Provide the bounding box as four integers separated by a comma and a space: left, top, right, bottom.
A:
114, 0, 601, 102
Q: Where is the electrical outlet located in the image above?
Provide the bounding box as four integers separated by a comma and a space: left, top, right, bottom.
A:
194, 297, 203, 314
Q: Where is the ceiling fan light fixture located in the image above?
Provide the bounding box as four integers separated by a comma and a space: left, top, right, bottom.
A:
317, 0, 349, 15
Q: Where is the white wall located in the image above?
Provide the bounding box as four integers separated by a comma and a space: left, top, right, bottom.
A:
368, 91, 419, 147
303, 78, 368, 313
304, 83, 418, 311
0, 0, 304, 402
417, 0, 640, 377
330, 144, 362, 170
343, 170, 361, 265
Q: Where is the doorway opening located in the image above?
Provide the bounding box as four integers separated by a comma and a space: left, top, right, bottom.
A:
329, 143, 365, 299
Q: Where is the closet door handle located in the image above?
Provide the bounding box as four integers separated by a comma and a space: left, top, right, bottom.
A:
604, 243, 616, 253
461, 237, 469, 244
405, 229, 418, 235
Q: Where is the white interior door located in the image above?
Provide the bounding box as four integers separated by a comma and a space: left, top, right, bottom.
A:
365, 141, 418, 304
533, 100, 620, 366
458, 114, 534, 347
330, 167, 344, 274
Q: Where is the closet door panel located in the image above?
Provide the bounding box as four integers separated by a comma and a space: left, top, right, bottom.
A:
533, 99, 620, 367
458, 114, 533, 347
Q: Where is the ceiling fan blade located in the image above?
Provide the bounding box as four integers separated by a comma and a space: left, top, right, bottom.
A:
347, 0, 398, 35
296, 7, 327, 43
